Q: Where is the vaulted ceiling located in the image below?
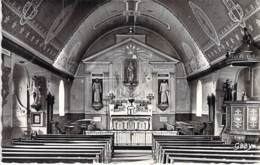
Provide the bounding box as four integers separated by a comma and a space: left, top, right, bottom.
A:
2, 0, 260, 77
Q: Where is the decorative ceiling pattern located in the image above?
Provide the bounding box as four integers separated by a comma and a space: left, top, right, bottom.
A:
2, 0, 59, 62
204, 0, 260, 64
54, 0, 210, 75
44, 1, 77, 45
2, 0, 259, 77
189, 1, 220, 46
222, 0, 246, 28
2, 0, 107, 62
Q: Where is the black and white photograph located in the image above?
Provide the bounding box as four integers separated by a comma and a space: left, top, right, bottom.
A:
1, 0, 260, 164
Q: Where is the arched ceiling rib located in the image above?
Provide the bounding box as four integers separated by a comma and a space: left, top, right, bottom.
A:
53, 0, 210, 75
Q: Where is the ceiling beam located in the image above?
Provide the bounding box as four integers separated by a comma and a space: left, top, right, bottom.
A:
187, 60, 228, 81
2, 37, 74, 81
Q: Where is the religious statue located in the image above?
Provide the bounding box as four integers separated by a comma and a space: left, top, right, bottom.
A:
32, 85, 40, 106
234, 27, 259, 56
223, 79, 232, 101
30, 76, 46, 111
158, 79, 169, 111
92, 79, 102, 104
124, 59, 138, 86
159, 79, 169, 105
242, 91, 248, 101
92, 78, 103, 110
127, 61, 135, 83
232, 83, 237, 101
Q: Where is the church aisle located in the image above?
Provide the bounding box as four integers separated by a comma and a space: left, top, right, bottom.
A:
111, 149, 153, 164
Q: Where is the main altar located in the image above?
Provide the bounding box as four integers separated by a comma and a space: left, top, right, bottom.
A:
109, 95, 153, 130
76, 34, 180, 146
80, 34, 178, 132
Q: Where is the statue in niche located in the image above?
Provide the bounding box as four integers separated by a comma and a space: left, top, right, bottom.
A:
92, 78, 103, 110
32, 84, 40, 106
124, 59, 138, 86
158, 79, 169, 111
31, 76, 46, 111
127, 61, 134, 82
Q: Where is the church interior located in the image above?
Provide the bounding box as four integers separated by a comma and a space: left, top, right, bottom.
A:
1, 0, 260, 164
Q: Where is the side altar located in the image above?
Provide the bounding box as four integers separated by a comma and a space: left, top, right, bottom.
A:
78, 34, 179, 146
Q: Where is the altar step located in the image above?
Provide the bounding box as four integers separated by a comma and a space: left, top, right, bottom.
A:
112, 149, 153, 163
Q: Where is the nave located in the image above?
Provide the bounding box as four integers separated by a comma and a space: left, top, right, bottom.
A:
2, 133, 260, 164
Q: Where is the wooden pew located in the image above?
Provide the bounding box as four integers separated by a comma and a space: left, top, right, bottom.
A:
156, 142, 229, 162
152, 135, 221, 149
161, 147, 260, 163
34, 134, 114, 155
12, 141, 109, 160
154, 141, 226, 161
152, 135, 222, 161
3, 145, 105, 163
2, 146, 102, 163
165, 150, 260, 164
34, 135, 113, 161
3, 134, 114, 163
167, 156, 260, 164
35, 134, 114, 157
152, 134, 260, 164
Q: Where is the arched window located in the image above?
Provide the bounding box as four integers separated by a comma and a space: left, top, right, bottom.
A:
196, 80, 203, 117
59, 80, 65, 116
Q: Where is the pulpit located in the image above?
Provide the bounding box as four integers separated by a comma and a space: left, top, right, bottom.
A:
224, 101, 260, 143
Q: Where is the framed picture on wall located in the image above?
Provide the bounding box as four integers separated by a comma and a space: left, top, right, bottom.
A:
31, 112, 44, 126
